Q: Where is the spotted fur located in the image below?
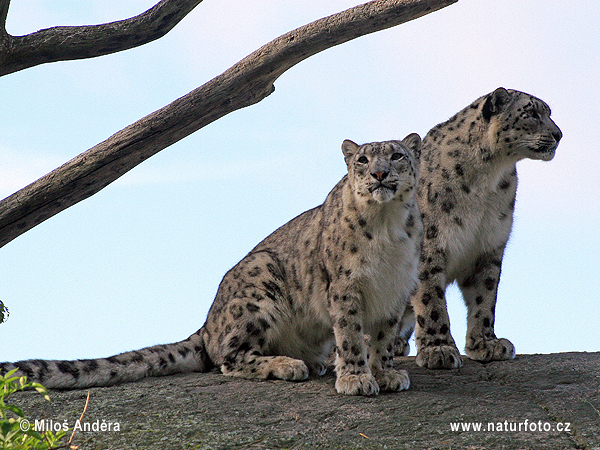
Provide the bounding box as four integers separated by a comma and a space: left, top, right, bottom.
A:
2, 135, 423, 396
407, 88, 562, 369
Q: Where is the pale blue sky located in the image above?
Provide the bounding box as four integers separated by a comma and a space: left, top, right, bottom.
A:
1, 0, 599, 362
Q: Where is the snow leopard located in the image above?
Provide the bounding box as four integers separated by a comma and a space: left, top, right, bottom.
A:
2, 134, 423, 396
408, 87, 562, 369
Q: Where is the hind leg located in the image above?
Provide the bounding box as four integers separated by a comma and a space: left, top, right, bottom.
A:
214, 305, 310, 382
394, 303, 416, 356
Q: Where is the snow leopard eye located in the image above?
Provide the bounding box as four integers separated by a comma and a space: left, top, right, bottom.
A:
391, 152, 404, 161
357, 156, 369, 164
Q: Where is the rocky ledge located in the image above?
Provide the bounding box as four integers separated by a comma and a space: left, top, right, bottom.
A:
9, 352, 600, 449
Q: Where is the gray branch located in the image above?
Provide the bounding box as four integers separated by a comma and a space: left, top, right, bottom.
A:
0, 0, 457, 248
0, 0, 203, 76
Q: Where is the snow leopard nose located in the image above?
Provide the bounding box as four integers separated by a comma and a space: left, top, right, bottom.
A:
371, 171, 388, 181
552, 130, 562, 143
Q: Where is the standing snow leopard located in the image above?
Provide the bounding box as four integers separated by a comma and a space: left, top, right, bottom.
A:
1, 135, 423, 396
408, 87, 562, 369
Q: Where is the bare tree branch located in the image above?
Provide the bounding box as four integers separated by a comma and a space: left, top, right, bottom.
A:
0, 0, 10, 31
0, 0, 203, 76
0, 0, 457, 248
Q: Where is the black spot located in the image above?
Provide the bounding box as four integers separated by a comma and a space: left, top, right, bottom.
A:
14, 362, 35, 379
265, 254, 287, 281
426, 225, 438, 240
247, 266, 261, 277
238, 341, 252, 354
475, 296, 484, 305
441, 201, 455, 213
484, 277, 496, 291
426, 327, 437, 336
128, 352, 145, 363
178, 347, 190, 358
430, 310, 440, 322
440, 324, 449, 334
246, 322, 261, 336
56, 361, 80, 380
257, 318, 270, 331
351, 345, 361, 356
461, 184, 471, 194
417, 315, 426, 328
262, 280, 283, 301
229, 304, 244, 319
435, 286, 445, 299
246, 302, 260, 313
364, 231, 373, 240
430, 266, 443, 275
358, 218, 367, 227
168, 353, 175, 363
419, 270, 430, 281
377, 331, 386, 341
421, 292, 431, 305
498, 179, 511, 190
483, 317, 491, 328
81, 359, 99, 373
338, 318, 348, 328
350, 245, 358, 254
455, 164, 464, 176
228, 336, 240, 348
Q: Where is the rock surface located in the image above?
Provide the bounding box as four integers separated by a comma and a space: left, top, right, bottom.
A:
9, 352, 600, 449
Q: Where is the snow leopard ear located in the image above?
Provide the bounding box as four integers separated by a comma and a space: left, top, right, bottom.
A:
401, 133, 421, 159
342, 139, 360, 164
482, 87, 511, 121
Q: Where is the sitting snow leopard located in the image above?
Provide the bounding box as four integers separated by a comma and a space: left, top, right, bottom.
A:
407, 87, 562, 369
1, 135, 423, 396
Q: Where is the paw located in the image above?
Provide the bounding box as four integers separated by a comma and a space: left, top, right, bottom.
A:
374, 369, 410, 392
308, 361, 328, 377
466, 338, 516, 362
394, 336, 410, 357
335, 373, 379, 396
267, 357, 309, 381
416, 345, 463, 369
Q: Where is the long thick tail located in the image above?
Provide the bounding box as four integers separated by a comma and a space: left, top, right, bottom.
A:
0, 330, 212, 389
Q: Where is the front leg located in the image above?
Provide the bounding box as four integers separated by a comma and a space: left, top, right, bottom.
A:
413, 247, 463, 369
329, 289, 378, 396
459, 249, 516, 362
370, 315, 410, 392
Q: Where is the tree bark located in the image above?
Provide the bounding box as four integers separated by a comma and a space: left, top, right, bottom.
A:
0, 0, 457, 248
0, 0, 203, 76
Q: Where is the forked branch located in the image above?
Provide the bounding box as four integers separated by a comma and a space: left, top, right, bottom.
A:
0, 0, 457, 248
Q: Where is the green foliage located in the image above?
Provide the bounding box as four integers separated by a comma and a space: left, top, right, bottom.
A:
0, 370, 67, 449
0, 300, 8, 324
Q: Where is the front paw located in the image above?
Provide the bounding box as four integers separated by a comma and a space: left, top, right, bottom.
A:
466, 338, 515, 362
335, 373, 379, 396
416, 345, 463, 369
374, 369, 410, 392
